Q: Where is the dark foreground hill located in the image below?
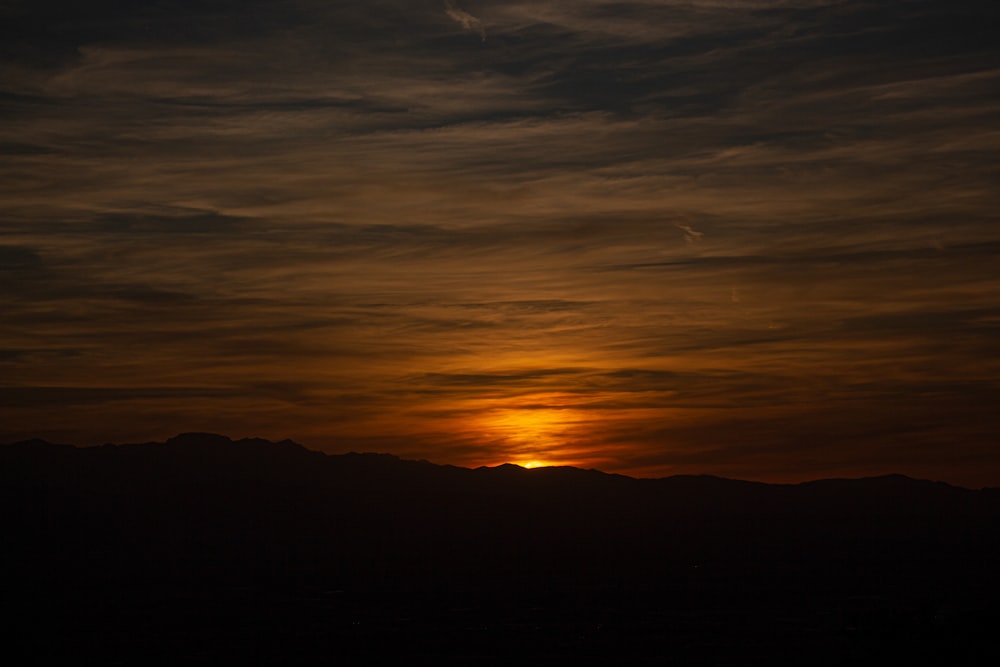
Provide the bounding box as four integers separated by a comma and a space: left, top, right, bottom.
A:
3, 433, 999, 665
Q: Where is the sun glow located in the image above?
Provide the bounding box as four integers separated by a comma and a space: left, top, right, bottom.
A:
474, 394, 586, 468
487, 407, 570, 442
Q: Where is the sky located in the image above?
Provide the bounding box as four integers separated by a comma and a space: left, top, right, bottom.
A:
2, 0, 999, 486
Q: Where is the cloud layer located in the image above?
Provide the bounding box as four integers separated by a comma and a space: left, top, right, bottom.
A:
2, 0, 999, 485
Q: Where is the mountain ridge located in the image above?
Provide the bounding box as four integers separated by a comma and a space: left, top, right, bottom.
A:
4, 431, 999, 665
2, 431, 985, 491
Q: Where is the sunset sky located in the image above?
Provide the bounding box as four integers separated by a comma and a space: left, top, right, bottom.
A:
2, 1, 999, 485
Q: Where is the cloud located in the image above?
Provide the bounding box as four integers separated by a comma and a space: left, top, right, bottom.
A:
0, 386, 235, 408
444, 1, 486, 42
676, 223, 704, 245
0, 245, 43, 271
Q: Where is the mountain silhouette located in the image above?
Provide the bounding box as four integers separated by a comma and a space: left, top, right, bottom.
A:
3, 433, 999, 665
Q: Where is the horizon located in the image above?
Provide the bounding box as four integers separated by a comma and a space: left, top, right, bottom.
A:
6, 430, 991, 489
2, 1, 999, 488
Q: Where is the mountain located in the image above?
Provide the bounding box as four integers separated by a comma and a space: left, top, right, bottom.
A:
3, 433, 999, 665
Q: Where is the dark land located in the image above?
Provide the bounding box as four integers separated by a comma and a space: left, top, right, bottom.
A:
4, 433, 999, 665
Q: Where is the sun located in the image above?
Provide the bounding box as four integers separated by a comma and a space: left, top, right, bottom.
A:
521, 460, 549, 469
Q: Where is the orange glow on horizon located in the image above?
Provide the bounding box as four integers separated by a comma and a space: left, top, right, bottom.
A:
469, 393, 587, 467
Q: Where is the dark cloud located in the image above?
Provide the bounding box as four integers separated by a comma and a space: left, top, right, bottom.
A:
96, 209, 253, 234
416, 369, 585, 387
0, 244, 43, 270
0, 385, 234, 408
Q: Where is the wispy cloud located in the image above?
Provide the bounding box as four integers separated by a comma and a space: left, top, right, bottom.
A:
2, 0, 999, 485
444, 1, 487, 42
